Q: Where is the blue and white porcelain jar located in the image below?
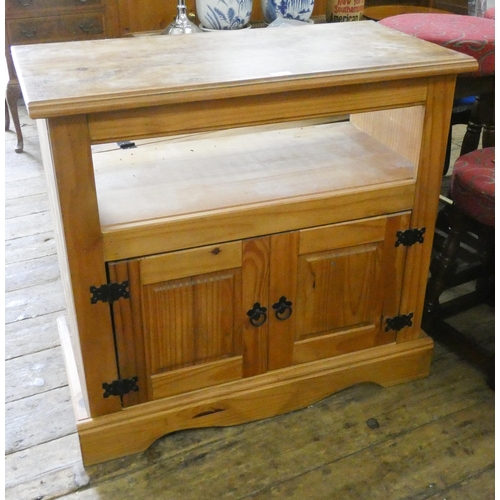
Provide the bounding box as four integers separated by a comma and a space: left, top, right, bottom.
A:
196, 0, 253, 29
261, 0, 315, 23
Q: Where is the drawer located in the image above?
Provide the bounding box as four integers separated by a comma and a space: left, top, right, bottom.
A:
7, 14, 105, 44
6, 0, 103, 18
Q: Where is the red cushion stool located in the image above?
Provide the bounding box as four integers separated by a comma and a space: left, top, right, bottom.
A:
380, 14, 494, 77
423, 148, 495, 387
485, 7, 495, 19
380, 14, 495, 170
451, 147, 495, 226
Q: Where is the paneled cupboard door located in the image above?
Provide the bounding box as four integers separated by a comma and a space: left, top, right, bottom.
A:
109, 241, 246, 407
109, 213, 410, 408
268, 213, 412, 369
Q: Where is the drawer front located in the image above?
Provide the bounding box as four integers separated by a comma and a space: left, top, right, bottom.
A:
6, 0, 103, 18
8, 14, 105, 44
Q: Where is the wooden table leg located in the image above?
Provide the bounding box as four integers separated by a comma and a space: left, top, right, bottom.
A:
5, 100, 10, 131
6, 79, 24, 153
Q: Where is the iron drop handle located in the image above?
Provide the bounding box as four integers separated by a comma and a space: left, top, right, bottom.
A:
247, 302, 267, 327
272, 296, 293, 321
21, 28, 37, 38
79, 21, 96, 33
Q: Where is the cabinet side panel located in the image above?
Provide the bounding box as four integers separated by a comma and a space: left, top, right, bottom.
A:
242, 237, 270, 377
350, 105, 425, 167
36, 119, 90, 415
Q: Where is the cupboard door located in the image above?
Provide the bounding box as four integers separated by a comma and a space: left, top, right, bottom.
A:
110, 241, 246, 404
290, 214, 411, 365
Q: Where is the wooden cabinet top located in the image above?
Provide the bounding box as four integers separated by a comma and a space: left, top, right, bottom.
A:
12, 21, 477, 119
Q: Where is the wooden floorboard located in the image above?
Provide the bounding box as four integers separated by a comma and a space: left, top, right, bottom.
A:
4, 103, 494, 500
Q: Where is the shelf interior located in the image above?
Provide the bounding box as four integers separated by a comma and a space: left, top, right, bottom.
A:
93, 116, 418, 233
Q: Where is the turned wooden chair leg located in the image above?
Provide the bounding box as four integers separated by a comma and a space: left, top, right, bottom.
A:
475, 228, 495, 304
480, 92, 495, 149
423, 205, 467, 328
460, 93, 495, 156
6, 79, 24, 153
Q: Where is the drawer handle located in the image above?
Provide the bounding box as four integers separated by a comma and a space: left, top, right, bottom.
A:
272, 296, 293, 321
79, 21, 96, 33
247, 303, 267, 327
21, 28, 37, 38
17, 0, 33, 6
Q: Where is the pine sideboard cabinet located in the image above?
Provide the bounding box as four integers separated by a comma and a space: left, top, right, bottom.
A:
12, 21, 477, 465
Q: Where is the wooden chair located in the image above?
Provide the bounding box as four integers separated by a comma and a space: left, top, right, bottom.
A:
424, 148, 495, 387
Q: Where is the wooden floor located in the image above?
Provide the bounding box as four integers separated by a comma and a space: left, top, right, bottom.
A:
5, 103, 495, 500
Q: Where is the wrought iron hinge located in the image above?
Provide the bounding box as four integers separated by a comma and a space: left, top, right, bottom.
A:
385, 313, 414, 332
90, 281, 130, 304
102, 376, 139, 398
395, 228, 426, 247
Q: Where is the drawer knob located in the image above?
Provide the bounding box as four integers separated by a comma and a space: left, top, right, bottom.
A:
272, 296, 293, 321
21, 28, 37, 38
17, 0, 32, 6
79, 21, 96, 33
247, 302, 267, 327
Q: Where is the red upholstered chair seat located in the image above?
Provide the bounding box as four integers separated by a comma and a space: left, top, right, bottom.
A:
451, 147, 495, 226
379, 14, 495, 77
485, 7, 495, 19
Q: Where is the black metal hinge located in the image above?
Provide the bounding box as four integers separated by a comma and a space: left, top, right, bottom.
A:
117, 140, 136, 149
90, 281, 130, 304
102, 376, 139, 398
395, 228, 426, 247
385, 313, 414, 332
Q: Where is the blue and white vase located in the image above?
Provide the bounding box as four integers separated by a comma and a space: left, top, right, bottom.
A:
196, 0, 253, 29
261, 0, 314, 23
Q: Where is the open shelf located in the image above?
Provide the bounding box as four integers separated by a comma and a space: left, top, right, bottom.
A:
93, 118, 417, 261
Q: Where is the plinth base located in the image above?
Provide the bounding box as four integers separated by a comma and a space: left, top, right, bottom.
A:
58, 315, 433, 466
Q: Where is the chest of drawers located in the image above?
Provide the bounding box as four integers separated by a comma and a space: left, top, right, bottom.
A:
5, 0, 119, 77
5, 0, 120, 152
